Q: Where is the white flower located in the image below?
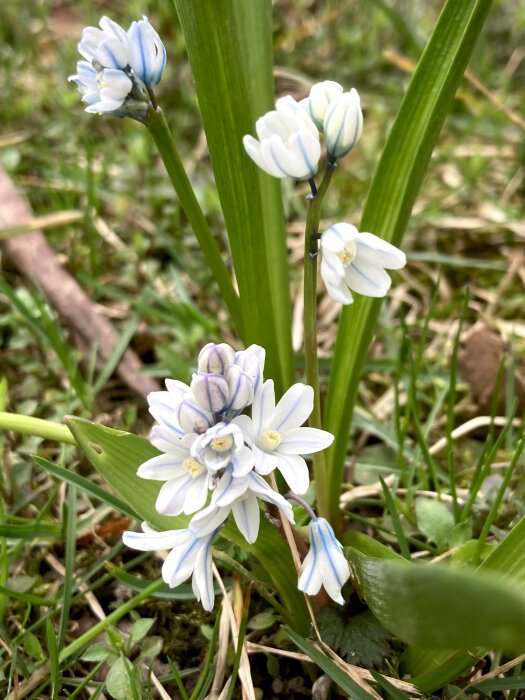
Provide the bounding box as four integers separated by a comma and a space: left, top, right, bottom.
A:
234, 380, 333, 494
123, 522, 216, 611
69, 62, 135, 115
137, 428, 209, 516
127, 17, 166, 87
148, 379, 213, 437
298, 518, 350, 605
243, 96, 321, 180
320, 223, 406, 305
189, 467, 294, 544
191, 422, 253, 476
324, 88, 363, 159
300, 80, 343, 131
70, 15, 166, 118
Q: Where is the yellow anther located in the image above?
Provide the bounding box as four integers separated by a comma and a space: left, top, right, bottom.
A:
337, 243, 356, 266
210, 435, 234, 453
182, 457, 205, 477
260, 430, 282, 452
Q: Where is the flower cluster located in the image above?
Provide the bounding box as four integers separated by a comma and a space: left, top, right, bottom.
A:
243, 80, 406, 305
242, 80, 362, 181
123, 342, 349, 610
69, 16, 166, 120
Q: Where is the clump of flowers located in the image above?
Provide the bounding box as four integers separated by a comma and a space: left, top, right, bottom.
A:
123, 342, 350, 610
243, 80, 406, 305
69, 15, 166, 121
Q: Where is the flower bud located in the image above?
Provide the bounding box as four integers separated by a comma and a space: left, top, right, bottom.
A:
234, 344, 265, 396
224, 365, 254, 412
191, 372, 229, 413
197, 343, 235, 374
177, 398, 213, 435
323, 88, 363, 159
299, 80, 343, 131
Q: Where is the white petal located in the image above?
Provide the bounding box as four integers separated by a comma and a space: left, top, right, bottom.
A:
123, 525, 185, 552
355, 232, 407, 270
232, 494, 260, 543
94, 37, 130, 69
279, 427, 334, 455
162, 534, 200, 588
231, 414, 255, 445
212, 470, 249, 507
271, 383, 313, 433
287, 131, 321, 178
274, 453, 310, 494
345, 260, 392, 297
298, 547, 322, 596
231, 445, 255, 477
190, 504, 230, 536
252, 443, 279, 475
183, 474, 210, 515
252, 380, 275, 435
259, 136, 298, 178
321, 223, 357, 252
243, 135, 283, 178
155, 476, 192, 516
192, 535, 215, 611
247, 472, 295, 523
137, 453, 186, 480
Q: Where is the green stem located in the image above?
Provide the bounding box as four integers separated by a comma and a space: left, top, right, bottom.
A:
146, 107, 243, 336
58, 577, 163, 664
0, 412, 76, 445
303, 164, 336, 521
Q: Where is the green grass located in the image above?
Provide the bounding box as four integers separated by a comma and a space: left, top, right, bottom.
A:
0, 0, 524, 697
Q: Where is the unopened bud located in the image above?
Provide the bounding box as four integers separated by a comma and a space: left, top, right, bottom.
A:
191, 372, 229, 413
224, 365, 254, 412
300, 80, 343, 132
323, 88, 363, 159
177, 398, 212, 435
197, 343, 235, 374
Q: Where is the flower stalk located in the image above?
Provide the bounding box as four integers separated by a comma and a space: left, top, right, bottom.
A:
146, 108, 243, 336
303, 163, 336, 520
0, 412, 76, 445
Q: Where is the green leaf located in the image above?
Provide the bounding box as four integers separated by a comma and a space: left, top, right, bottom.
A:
65, 417, 185, 531
23, 630, 45, 662
171, 0, 293, 393
33, 455, 141, 522
283, 626, 379, 700
317, 607, 392, 668
81, 642, 113, 663
130, 618, 155, 645
324, 0, 494, 523
415, 497, 455, 550
350, 548, 525, 652
405, 514, 525, 691
105, 656, 135, 700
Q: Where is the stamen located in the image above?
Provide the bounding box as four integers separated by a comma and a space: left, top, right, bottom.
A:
182, 457, 205, 477
210, 435, 234, 453
260, 430, 282, 451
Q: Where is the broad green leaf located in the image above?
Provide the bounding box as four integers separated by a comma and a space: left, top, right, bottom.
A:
105, 655, 135, 700
415, 497, 455, 550
350, 549, 525, 652
65, 417, 183, 531
324, 0, 494, 523
405, 514, 525, 692
130, 618, 155, 645
67, 418, 308, 632
171, 0, 293, 393
283, 626, 379, 700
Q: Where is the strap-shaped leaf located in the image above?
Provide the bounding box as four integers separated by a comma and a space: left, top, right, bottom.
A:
323, 0, 494, 522
171, 0, 293, 393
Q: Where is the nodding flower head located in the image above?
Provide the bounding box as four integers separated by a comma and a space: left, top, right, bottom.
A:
70, 15, 166, 120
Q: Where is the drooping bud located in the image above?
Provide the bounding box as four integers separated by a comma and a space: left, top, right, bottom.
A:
197, 343, 235, 374
299, 80, 343, 132
323, 88, 363, 159
191, 372, 229, 413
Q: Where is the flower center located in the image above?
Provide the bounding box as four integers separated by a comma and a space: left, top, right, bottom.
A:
337, 241, 357, 267
260, 430, 282, 452
210, 435, 234, 453
182, 457, 205, 477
